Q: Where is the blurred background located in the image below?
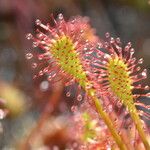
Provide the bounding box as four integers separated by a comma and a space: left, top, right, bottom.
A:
0, 0, 150, 149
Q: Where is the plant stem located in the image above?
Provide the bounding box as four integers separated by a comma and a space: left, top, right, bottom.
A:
85, 88, 127, 150
129, 105, 150, 150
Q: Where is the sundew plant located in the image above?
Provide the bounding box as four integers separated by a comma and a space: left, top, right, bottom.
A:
26, 14, 150, 150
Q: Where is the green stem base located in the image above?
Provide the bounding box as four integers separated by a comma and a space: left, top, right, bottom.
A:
129, 106, 150, 150
86, 88, 127, 150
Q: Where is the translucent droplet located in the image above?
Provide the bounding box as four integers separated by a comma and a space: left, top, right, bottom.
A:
48, 76, 52, 81
116, 37, 121, 43
26, 33, 33, 40
58, 13, 63, 20
141, 69, 147, 77
32, 42, 38, 48
43, 68, 48, 73
138, 58, 143, 64
66, 92, 71, 97
33, 75, 37, 79
31, 63, 37, 68
144, 85, 149, 90
110, 37, 115, 43
26, 53, 33, 59
136, 66, 141, 71
35, 19, 41, 25
83, 47, 88, 51
147, 93, 150, 97
117, 102, 122, 107
108, 105, 113, 112
80, 30, 84, 33
130, 48, 135, 53
37, 33, 43, 38
102, 60, 107, 64
127, 42, 132, 47
130, 57, 136, 64
104, 42, 109, 48
77, 94, 82, 101
71, 106, 77, 112
137, 84, 142, 88
85, 83, 92, 90
38, 55, 43, 60
104, 54, 110, 59
131, 140, 135, 145
40, 81, 49, 91
105, 32, 110, 38
97, 43, 103, 49
118, 47, 122, 53
125, 46, 129, 51
85, 39, 89, 43
39, 70, 43, 76
71, 20, 75, 24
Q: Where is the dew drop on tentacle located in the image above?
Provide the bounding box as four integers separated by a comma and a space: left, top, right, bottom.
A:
117, 101, 122, 108
35, 19, 42, 26
66, 91, 71, 97
107, 105, 113, 113
127, 42, 132, 48
58, 13, 64, 20
33, 75, 37, 79
26, 33, 33, 40
141, 69, 147, 78
104, 42, 109, 48
110, 37, 115, 44
48, 75, 52, 81
130, 48, 135, 54
25, 53, 33, 59
138, 58, 144, 64
77, 94, 82, 101
125, 45, 130, 52
80, 29, 84, 33
71, 105, 78, 112
130, 57, 136, 64
40, 80, 49, 91
144, 85, 149, 90
135, 66, 141, 72
38, 54, 44, 60
118, 47, 122, 53
83, 47, 88, 51
97, 42, 103, 49
85, 83, 93, 90
147, 93, 150, 98
116, 37, 121, 44
31, 63, 37, 69
105, 32, 110, 38
32, 42, 39, 48
39, 70, 44, 76
43, 67, 49, 73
